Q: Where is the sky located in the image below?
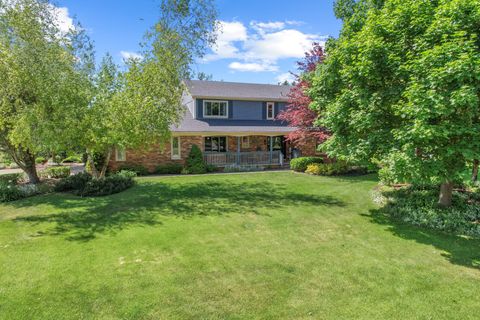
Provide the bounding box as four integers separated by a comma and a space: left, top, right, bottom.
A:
56, 0, 342, 84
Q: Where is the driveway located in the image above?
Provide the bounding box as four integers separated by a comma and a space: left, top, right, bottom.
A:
0, 163, 85, 175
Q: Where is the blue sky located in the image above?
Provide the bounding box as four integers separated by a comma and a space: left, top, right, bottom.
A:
56, 0, 342, 84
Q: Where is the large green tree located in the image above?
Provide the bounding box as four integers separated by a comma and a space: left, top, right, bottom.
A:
84, 0, 218, 177
311, 0, 480, 206
0, 0, 93, 183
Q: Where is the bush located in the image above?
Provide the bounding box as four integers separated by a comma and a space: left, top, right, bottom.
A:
0, 173, 23, 185
185, 145, 207, 174
305, 162, 349, 176
54, 172, 92, 192
374, 185, 480, 238
206, 164, 217, 173
118, 164, 149, 176
154, 163, 183, 174
116, 170, 137, 179
80, 174, 135, 197
39, 166, 71, 179
62, 155, 82, 163
290, 157, 324, 172
0, 182, 25, 202
35, 156, 47, 164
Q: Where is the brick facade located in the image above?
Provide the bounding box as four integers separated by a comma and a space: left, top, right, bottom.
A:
109, 135, 327, 172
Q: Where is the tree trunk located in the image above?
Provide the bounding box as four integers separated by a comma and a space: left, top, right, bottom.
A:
472, 159, 479, 183
3, 142, 40, 184
99, 149, 112, 178
438, 181, 453, 207
87, 153, 100, 178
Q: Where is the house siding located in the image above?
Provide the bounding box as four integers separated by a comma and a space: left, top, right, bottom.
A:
196, 99, 288, 121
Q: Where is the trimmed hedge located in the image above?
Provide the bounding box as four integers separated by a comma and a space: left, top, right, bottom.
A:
290, 157, 324, 172
35, 156, 47, 164
54, 172, 92, 192
39, 166, 71, 179
0, 173, 23, 185
0, 183, 25, 202
305, 162, 349, 176
118, 164, 149, 176
62, 155, 82, 163
54, 171, 135, 197
154, 163, 183, 174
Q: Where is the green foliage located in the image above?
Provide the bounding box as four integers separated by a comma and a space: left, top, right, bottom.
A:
375, 185, 480, 238
311, 0, 480, 204
223, 165, 265, 173
0, 173, 23, 185
290, 157, 324, 172
39, 166, 71, 179
185, 145, 207, 174
305, 162, 350, 176
35, 157, 47, 164
80, 174, 135, 197
0, 182, 25, 202
206, 164, 217, 173
62, 156, 82, 163
54, 172, 93, 193
154, 163, 183, 174
118, 164, 149, 176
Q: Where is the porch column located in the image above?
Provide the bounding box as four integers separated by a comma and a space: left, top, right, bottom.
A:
269, 136, 273, 163
236, 136, 241, 165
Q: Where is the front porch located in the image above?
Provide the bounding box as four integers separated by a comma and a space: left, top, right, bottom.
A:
204, 150, 284, 167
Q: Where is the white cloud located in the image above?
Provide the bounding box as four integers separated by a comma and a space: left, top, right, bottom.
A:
204, 21, 247, 61
49, 5, 74, 34
276, 72, 295, 84
203, 20, 325, 75
229, 62, 278, 72
120, 51, 143, 61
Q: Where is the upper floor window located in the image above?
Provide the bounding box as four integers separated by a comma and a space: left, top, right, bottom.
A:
116, 147, 126, 162
171, 137, 181, 159
204, 100, 228, 118
266, 102, 275, 120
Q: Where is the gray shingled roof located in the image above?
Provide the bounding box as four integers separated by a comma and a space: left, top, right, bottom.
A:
172, 108, 296, 134
184, 80, 292, 102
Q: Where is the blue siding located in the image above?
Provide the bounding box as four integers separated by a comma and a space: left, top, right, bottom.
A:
194, 98, 289, 126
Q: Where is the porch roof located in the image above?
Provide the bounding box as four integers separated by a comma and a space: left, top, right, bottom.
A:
171, 108, 296, 135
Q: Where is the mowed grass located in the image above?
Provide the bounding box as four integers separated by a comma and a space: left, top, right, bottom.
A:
0, 172, 479, 319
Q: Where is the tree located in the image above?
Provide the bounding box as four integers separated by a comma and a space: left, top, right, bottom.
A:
0, 0, 94, 183
83, 0, 218, 177
311, 0, 480, 206
277, 43, 329, 147
196, 71, 213, 81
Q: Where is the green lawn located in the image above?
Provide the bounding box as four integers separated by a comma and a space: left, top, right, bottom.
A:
0, 172, 479, 319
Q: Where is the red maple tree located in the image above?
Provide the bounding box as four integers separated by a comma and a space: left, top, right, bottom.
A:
277, 43, 330, 146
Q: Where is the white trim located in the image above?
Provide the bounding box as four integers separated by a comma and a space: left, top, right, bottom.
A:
266, 102, 275, 120
172, 131, 293, 137
203, 100, 229, 119
195, 96, 289, 103
116, 147, 126, 162
204, 136, 228, 152
171, 136, 181, 159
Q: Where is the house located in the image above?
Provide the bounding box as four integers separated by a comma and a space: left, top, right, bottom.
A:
109, 80, 320, 172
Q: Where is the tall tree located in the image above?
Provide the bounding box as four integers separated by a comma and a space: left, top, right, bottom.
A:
311, 0, 480, 206
0, 0, 94, 183
278, 43, 329, 147
84, 0, 218, 177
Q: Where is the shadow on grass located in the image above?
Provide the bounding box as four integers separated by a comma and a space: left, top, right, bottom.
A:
363, 209, 480, 270
13, 180, 344, 242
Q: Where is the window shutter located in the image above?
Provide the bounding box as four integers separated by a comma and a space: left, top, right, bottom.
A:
274, 102, 280, 119
262, 102, 266, 120
197, 99, 203, 119
228, 100, 233, 119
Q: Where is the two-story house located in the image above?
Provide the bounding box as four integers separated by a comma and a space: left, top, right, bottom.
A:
109, 80, 319, 172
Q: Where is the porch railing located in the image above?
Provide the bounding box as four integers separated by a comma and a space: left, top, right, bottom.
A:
204, 151, 283, 167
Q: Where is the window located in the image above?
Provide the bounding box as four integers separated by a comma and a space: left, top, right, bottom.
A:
116, 147, 126, 162
241, 136, 249, 148
266, 102, 275, 120
204, 137, 227, 152
203, 100, 228, 118
171, 137, 181, 159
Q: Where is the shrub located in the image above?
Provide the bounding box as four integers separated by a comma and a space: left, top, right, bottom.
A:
62, 155, 82, 163
118, 164, 149, 176
116, 170, 137, 179
206, 164, 217, 173
39, 166, 71, 179
374, 185, 480, 238
80, 174, 135, 197
305, 162, 349, 176
0, 182, 25, 202
54, 172, 92, 192
185, 145, 207, 174
0, 173, 23, 185
154, 163, 183, 174
35, 156, 47, 164
290, 157, 324, 172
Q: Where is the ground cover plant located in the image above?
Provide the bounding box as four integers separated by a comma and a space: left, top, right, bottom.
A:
0, 172, 479, 319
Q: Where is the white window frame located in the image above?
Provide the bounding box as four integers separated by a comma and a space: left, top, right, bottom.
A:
204, 136, 228, 152
241, 136, 250, 148
203, 100, 229, 119
171, 136, 181, 159
266, 102, 275, 120
116, 147, 126, 162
